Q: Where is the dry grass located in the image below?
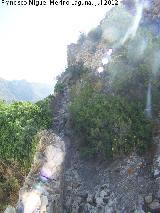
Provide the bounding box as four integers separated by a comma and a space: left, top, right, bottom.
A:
0, 160, 25, 211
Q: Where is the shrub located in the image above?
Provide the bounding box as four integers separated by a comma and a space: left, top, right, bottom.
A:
78, 32, 86, 45
54, 82, 65, 94
88, 26, 102, 42
0, 96, 53, 210
66, 62, 90, 80
0, 96, 53, 168
70, 79, 153, 158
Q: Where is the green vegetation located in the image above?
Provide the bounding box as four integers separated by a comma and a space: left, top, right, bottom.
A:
68, 1, 160, 160
1, 1, 159, 209
0, 96, 53, 210
78, 32, 87, 45
54, 82, 65, 94
88, 26, 102, 42
70, 74, 153, 159
66, 62, 90, 80
0, 97, 52, 167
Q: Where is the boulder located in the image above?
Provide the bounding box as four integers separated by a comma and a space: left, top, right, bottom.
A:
144, 194, 153, 204
40, 195, 48, 212
4, 206, 16, 213
156, 189, 160, 199
149, 200, 160, 212
79, 192, 88, 200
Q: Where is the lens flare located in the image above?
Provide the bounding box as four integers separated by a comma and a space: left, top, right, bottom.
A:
22, 190, 41, 213
40, 174, 49, 182
102, 57, 109, 65
107, 48, 113, 56
33, 182, 44, 192
145, 82, 152, 118
41, 167, 52, 179
97, 67, 104, 73
121, 0, 144, 45
101, 48, 113, 65
40, 145, 65, 180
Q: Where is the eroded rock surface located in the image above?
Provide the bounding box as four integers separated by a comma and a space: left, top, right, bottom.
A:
50, 72, 160, 213
16, 130, 65, 213
5, 1, 160, 212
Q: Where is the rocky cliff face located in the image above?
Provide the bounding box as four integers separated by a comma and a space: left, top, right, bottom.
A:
6, 1, 160, 212
67, 41, 106, 71
44, 74, 160, 213
67, 0, 160, 72
59, 1, 160, 212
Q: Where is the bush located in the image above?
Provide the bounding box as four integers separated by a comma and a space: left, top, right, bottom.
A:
70, 79, 153, 158
54, 82, 65, 94
0, 96, 53, 210
66, 62, 90, 80
88, 26, 102, 42
78, 33, 86, 44
0, 96, 53, 168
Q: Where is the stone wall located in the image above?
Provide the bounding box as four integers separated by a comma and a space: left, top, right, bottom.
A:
67, 41, 109, 71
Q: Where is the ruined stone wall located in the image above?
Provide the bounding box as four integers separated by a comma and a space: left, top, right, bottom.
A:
67, 40, 108, 71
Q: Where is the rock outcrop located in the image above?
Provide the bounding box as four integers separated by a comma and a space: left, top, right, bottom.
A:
16, 130, 66, 213
51, 69, 160, 213
6, 1, 160, 212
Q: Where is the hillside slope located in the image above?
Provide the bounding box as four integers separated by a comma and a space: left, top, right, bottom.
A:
5, 0, 160, 212
0, 78, 53, 102
52, 1, 160, 211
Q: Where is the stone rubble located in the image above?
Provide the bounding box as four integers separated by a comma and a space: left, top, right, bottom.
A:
15, 130, 66, 213
4, 3, 160, 211
50, 75, 160, 213
4, 76, 160, 213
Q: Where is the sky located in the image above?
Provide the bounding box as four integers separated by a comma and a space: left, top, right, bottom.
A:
0, 1, 113, 85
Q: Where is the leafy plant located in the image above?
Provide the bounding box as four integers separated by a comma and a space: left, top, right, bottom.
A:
78, 32, 87, 44
70, 78, 153, 158
0, 96, 53, 168
88, 26, 102, 42
66, 62, 90, 80
54, 82, 65, 94
0, 96, 53, 210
